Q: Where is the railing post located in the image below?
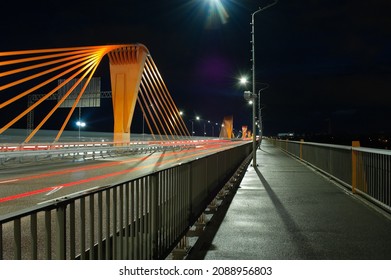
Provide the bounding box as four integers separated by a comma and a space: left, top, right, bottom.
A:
300, 139, 304, 160
352, 141, 360, 194
151, 173, 159, 259
56, 204, 67, 259
14, 218, 22, 259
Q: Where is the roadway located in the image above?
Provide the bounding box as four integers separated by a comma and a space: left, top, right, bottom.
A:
0, 139, 248, 216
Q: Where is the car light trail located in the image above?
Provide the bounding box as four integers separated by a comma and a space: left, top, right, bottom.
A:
0, 142, 241, 203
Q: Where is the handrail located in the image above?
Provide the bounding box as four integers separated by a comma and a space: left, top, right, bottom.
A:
273, 138, 391, 213
0, 141, 252, 259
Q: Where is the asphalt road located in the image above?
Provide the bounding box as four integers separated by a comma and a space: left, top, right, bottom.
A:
0, 139, 246, 216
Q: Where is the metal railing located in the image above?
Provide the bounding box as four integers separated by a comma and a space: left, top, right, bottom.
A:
0, 140, 198, 166
0, 141, 252, 259
273, 139, 391, 213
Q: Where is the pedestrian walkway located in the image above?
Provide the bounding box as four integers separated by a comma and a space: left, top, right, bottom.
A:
187, 140, 391, 259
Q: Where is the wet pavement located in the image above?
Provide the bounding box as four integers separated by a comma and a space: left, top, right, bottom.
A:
187, 140, 391, 260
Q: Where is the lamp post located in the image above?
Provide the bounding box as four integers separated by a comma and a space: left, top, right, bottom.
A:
257, 83, 269, 148
76, 120, 86, 141
250, 0, 278, 166
190, 116, 200, 138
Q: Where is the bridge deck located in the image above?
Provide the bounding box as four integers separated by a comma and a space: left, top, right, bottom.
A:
187, 140, 391, 259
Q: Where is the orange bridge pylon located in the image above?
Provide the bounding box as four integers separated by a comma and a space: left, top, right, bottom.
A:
0, 44, 190, 143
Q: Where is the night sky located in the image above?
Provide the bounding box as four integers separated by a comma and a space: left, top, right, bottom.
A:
1, 0, 391, 138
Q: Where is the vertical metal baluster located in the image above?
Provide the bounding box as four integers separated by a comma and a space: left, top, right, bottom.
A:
182, 166, 187, 231
160, 172, 164, 252
373, 153, 376, 196
31, 213, 38, 259
98, 192, 103, 260
168, 169, 172, 248
69, 202, 75, 259
113, 187, 118, 259
136, 179, 140, 259
141, 178, 146, 259
387, 156, 390, 206
0, 223, 3, 260
80, 197, 86, 260
163, 171, 167, 250
56, 205, 66, 260
125, 183, 130, 260
119, 184, 124, 259
89, 194, 95, 260
145, 177, 149, 259
170, 169, 174, 245
45, 211, 51, 260
188, 164, 193, 235
158, 173, 162, 255
105, 189, 111, 260
380, 154, 383, 203
151, 173, 158, 259
130, 181, 134, 260
175, 168, 179, 237
141, 178, 145, 259
14, 218, 21, 259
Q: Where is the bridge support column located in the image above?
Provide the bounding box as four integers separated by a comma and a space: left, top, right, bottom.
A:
108, 45, 148, 143
219, 115, 233, 139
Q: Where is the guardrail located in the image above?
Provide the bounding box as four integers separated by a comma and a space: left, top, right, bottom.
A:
272, 139, 391, 213
0, 140, 199, 166
0, 141, 252, 259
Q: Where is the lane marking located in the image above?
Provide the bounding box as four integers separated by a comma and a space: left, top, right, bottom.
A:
45, 186, 63, 196
0, 179, 19, 184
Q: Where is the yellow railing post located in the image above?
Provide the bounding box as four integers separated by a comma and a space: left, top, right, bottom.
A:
351, 141, 360, 194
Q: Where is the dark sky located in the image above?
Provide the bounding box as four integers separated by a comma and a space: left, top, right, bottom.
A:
1, 0, 391, 136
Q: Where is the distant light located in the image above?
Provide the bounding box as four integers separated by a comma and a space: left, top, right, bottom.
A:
239, 76, 248, 85
179, 111, 183, 116
76, 121, 86, 127
196, 116, 200, 120
249, 100, 253, 105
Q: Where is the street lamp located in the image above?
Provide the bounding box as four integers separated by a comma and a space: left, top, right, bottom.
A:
190, 116, 200, 138
76, 120, 86, 141
250, 0, 278, 166
239, 76, 249, 85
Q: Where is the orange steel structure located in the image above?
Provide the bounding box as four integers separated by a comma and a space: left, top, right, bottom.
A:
219, 115, 234, 139
0, 44, 190, 143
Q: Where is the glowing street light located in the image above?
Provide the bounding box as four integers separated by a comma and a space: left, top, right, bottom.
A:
190, 116, 201, 137
240, 76, 249, 85
76, 121, 86, 128
76, 120, 86, 141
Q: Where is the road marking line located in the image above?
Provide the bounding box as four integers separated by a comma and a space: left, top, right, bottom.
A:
45, 186, 63, 196
0, 179, 19, 184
